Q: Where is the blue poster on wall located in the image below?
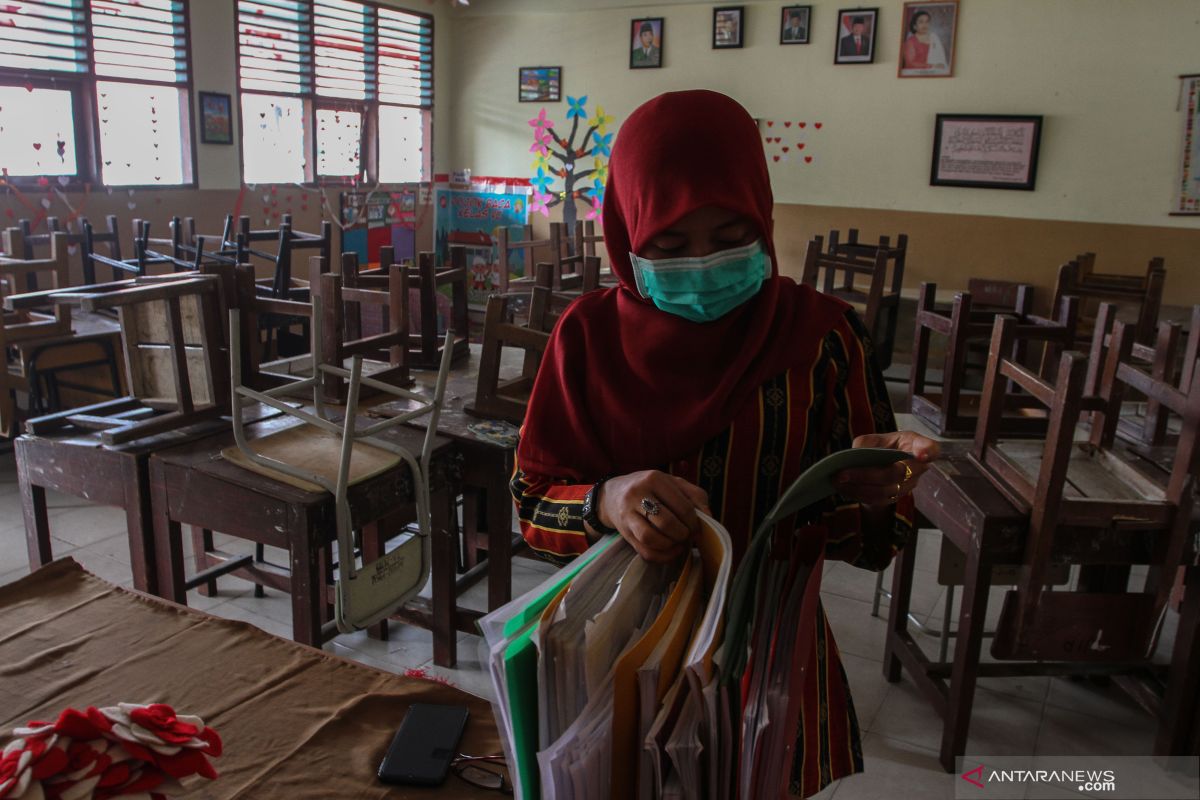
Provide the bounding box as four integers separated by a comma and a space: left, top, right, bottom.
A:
433, 178, 531, 306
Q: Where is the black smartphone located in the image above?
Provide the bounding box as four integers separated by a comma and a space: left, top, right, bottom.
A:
377, 703, 470, 786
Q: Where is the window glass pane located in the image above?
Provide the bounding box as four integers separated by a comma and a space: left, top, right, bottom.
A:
242, 92, 308, 184
316, 107, 361, 177
238, 0, 311, 96
96, 81, 186, 185
0, 1, 88, 74
315, 0, 368, 100
90, 0, 187, 84
0, 85, 77, 176
378, 104, 423, 183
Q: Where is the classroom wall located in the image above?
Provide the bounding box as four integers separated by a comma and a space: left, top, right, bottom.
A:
449, 0, 1200, 304
1, 0, 454, 266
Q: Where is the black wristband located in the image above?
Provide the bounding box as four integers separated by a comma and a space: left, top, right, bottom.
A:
582, 480, 618, 535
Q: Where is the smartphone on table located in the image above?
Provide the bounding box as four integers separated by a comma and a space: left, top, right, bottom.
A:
377, 703, 469, 786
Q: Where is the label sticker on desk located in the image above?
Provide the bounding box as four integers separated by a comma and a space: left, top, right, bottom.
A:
468, 420, 519, 448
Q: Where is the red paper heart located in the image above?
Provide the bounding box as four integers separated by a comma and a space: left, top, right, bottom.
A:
767, 121, 774, 127
815, 122, 823, 129
782, 147, 790, 153
32, 142, 41, 150
804, 156, 813, 163
775, 137, 782, 143
23, 82, 33, 93
798, 122, 807, 128
772, 155, 780, 162
764, 136, 772, 144
797, 143, 805, 150
784, 121, 792, 127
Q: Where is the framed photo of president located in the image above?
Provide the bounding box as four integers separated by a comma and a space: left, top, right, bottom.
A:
780, 6, 811, 44
834, 8, 878, 64
630, 18, 664, 69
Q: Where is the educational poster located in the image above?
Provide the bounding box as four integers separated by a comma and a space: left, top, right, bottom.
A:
1176, 76, 1200, 214
433, 177, 531, 306
340, 186, 421, 265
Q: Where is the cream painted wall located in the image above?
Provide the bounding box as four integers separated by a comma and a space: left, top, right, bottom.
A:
187, 0, 455, 190
450, 0, 1200, 229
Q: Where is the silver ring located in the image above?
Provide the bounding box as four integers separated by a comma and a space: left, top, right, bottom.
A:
640, 497, 661, 517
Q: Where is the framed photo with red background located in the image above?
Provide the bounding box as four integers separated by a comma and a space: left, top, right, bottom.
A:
898, 1, 959, 78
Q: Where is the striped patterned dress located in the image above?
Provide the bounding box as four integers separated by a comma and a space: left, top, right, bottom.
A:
509, 309, 916, 798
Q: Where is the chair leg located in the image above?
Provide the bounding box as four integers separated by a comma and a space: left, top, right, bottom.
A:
883, 530, 918, 683
940, 547, 991, 772
190, 526, 218, 596
254, 542, 266, 597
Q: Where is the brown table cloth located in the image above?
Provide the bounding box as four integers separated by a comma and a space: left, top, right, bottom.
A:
0, 559, 503, 798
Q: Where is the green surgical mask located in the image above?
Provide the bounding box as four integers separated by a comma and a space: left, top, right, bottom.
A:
629, 239, 770, 323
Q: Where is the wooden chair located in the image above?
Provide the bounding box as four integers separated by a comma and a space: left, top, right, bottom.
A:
908, 281, 1079, 437
573, 219, 604, 262
15, 272, 230, 445
319, 253, 412, 402
79, 215, 126, 284
495, 222, 566, 294
466, 292, 552, 425
801, 230, 906, 370
1051, 252, 1166, 346
973, 315, 1197, 662
405, 249, 470, 369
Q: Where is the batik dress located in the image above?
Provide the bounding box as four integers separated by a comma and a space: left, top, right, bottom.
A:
509, 309, 916, 798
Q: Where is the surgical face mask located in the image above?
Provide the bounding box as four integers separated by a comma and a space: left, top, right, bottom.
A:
629, 238, 770, 323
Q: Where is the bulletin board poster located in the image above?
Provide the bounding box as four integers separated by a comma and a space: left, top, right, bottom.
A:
1176, 76, 1200, 214
340, 186, 421, 266
433, 177, 532, 306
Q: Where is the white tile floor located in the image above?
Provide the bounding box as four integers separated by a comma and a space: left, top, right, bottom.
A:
0, 444, 1170, 799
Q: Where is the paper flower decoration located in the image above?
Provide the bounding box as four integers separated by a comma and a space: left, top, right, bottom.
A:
592, 158, 609, 184
0, 703, 222, 800
528, 139, 549, 156
530, 167, 554, 194
585, 196, 602, 221
529, 192, 552, 218
588, 105, 612, 133
566, 95, 588, 120
530, 151, 551, 172
528, 108, 552, 135
591, 131, 613, 158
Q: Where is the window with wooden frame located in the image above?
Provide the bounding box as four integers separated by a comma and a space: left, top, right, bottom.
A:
236, 0, 431, 186
0, 0, 194, 187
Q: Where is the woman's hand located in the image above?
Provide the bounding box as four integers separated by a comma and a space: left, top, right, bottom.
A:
833, 430, 940, 507
595, 470, 711, 563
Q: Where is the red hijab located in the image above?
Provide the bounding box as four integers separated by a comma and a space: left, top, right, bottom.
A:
517, 90, 849, 480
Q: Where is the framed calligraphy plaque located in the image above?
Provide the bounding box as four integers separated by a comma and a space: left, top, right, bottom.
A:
930, 114, 1043, 190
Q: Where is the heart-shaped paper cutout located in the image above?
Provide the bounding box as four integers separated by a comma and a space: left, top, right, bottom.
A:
804, 156, 813, 163
815, 122, 823, 129
127, 201, 137, 210
798, 122, 806, 128
797, 143, 805, 149
782, 146, 790, 153
40, 198, 51, 209
784, 121, 792, 128
32, 142, 41, 150
772, 155, 780, 162
767, 120, 774, 127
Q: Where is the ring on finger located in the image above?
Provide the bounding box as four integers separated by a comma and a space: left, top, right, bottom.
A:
901, 463, 914, 483
640, 497, 661, 517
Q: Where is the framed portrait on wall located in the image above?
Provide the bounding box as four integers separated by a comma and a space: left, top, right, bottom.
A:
518, 66, 562, 102
931, 114, 1044, 191
780, 6, 811, 44
898, 1, 958, 77
713, 7, 744, 49
630, 17, 664, 69
834, 8, 878, 64
198, 92, 233, 145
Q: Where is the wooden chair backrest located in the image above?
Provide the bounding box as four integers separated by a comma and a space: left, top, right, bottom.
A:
1051, 254, 1166, 345
468, 292, 551, 425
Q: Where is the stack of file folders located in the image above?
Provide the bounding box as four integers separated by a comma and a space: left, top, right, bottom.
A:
480, 448, 908, 799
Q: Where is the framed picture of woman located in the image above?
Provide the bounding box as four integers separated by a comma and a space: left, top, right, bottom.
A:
833, 8, 877, 64
630, 17, 664, 69
898, 1, 958, 77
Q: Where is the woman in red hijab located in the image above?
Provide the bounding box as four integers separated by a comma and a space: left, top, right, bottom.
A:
510, 90, 938, 796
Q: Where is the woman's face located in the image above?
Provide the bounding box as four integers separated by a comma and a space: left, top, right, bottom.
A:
639, 205, 758, 260
914, 14, 930, 33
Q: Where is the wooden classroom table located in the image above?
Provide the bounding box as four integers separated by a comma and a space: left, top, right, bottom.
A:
890, 441, 1200, 770
0, 559, 504, 799
147, 411, 465, 663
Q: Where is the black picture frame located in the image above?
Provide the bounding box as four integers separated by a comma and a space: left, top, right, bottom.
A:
630, 17, 664, 69
518, 66, 563, 102
780, 5, 812, 44
930, 114, 1044, 191
713, 6, 744, 49
198, 91, 233, 145
834, 7, 878, 64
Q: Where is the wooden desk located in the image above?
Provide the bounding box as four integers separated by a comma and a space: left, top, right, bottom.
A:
148, 413, 464, 662
0, 559, 503, 799
889, 442, 1199, 770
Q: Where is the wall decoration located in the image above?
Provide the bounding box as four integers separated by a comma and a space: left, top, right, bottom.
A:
930, 114, 1043, 191
340, 186, 421, 267
759, 118, 824, 165
780, 6, 811, 44
519, 66, 562, 103
198, 92, 233, 145
527, 96, 612, 238
834, 8, 878, 64
433, 177, 532, 305
1174, 75, 1200, 215
630, 17, 664, 69
713, 7, 744, 49
898, 1, 957, 78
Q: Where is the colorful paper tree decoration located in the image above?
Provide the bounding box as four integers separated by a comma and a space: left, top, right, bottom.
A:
527, 97, 612, 244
